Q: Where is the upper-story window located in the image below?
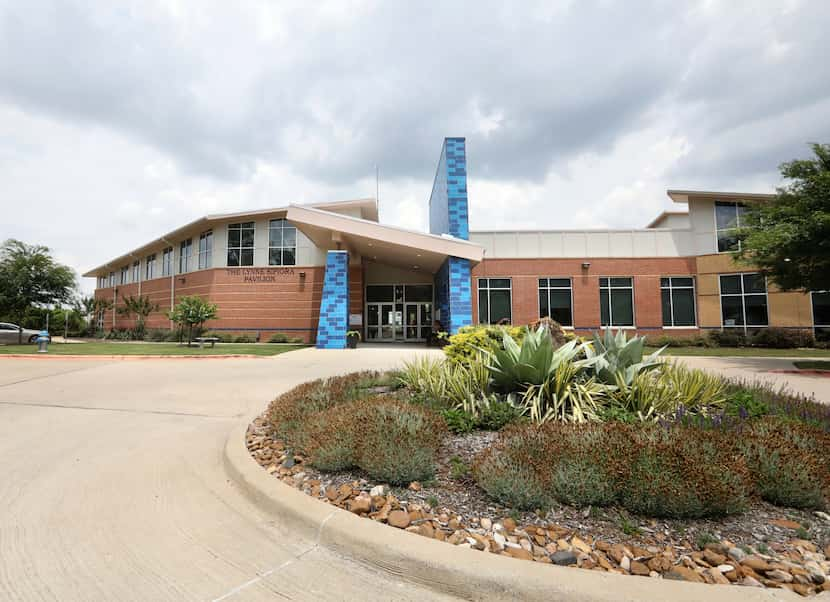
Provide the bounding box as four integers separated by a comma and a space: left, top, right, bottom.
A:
268, 219, 297, 266
162, 247, 173, 276
227, 222, 255, 267
120, 265, 129, 285
146, 254, 156, 280
97, 276, 107, 289
715, 201, 748, 252
132, 261, 140, 282
198, 230, 213, 269
538, 278, 573, 327
599, 277, 635, 328
108, 271, 116, 287
813, 291, 830, 342
478, 278, 512, 324
179, 239, 193, 273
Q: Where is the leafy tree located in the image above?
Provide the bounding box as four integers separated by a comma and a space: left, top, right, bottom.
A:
167, 295, 218, 345
77, 295, 113, 335
736, 143, 830, 291
117, 295, 159, 338
0, 239, 76, 343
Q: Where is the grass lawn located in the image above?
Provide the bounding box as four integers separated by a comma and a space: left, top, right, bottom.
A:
645, 346, 830, 358
793, 360, 830, 371
0, 342, 306, 356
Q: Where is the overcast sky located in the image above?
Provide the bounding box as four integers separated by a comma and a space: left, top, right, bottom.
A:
1, 0, 829, 293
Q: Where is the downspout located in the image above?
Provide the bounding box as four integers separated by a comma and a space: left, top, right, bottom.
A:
161, 237, 175, 330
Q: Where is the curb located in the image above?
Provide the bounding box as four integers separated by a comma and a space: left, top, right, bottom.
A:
223, 421, 802, 602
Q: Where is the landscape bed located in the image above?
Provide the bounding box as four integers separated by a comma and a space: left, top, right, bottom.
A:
248, 324, 830, 596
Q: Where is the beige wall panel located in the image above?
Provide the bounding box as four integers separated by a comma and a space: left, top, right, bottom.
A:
768, 292, 813, 328
698, 295, 722, 328
696, 273, 720, 296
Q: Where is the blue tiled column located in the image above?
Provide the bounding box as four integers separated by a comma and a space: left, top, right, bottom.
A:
316, 250, 349, 349
434, 256, 472, 334
429, 137, 469, 241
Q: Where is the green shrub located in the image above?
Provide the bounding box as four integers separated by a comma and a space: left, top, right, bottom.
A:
440, 408, 477, 434
585, 329, 664, 386
707, 329, 748, 347
304, 408, 359, 471
725, 389, 769, 418
645, 334, 709, 348
145, 328, 171, 342
357, 397, 446, 484
268, 332, 292, 343
474, 427, 551, 510
477, 399, 523, 431
234, 333, 256, 343
200, 331, 233, 342
399, 356, 490, 410
750, 327, 815, 349
740, 418, 830, 509
621, 428, 750, 518
443, 325, 525, 366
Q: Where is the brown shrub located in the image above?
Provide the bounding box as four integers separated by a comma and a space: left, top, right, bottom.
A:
740, 418, 830, 509
527, 317, 569, 347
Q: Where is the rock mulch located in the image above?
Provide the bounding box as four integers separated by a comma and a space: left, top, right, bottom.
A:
246, 416, 830, 597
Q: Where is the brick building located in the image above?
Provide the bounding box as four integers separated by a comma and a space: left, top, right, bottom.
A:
85, 138, 830, 348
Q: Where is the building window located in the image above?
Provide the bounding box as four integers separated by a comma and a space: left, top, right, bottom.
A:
720, 273, 768, 329
715, 201, 748, 253
812, 291, 830, 342
146, 254, 156, 280
661, 277, 697, 327
599, 277, 634, 327
162, 247, 173, 276
478, 278, 512, 324
179, 239, 192, 273
108, 272, 116, 287
198, 230, 213, 269
227, 222, 255, 267
538, 278, 573, 327
268, 219, 297, 266
120, 265, 129, 285
97, 276, 106, 289
96, 309, 105, 331
132, 261, 140, 283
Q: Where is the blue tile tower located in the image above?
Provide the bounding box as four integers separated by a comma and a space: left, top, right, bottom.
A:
316, 250, 349, 349
430, 137, 472, 334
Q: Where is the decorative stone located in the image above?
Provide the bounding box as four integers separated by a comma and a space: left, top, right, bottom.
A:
550, 551, 578, 566
742, 556, 773, 572
480, 517, 492, 531
369, 485, 386, 497
770, 518, 802, 530
741, 576, 764, 587
766, 569, 793, 583
703, 549, 726, 566
630, 561, 650, 576
349, 496, 371, 515
571, 536, 592, 554
502, 517, 517, 533
727, 547, 746, 563
620, 556, 631, 572
387, 510, 411, 529
507, 548, 533, 561
664, 567, 705, 583
408, 481, 422, 492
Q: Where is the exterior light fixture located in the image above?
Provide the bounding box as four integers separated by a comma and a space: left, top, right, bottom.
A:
581, 262, 591, 270
299, 271, 306, 278
784, 258, 791, 262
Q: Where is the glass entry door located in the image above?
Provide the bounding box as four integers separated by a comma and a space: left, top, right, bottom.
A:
404, 302, 432, 341
365, 283, 433, 342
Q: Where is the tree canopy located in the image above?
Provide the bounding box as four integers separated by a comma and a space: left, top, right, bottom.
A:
736, 143, 830, 291
0, 239, 76, 341
167, 295, 218, 344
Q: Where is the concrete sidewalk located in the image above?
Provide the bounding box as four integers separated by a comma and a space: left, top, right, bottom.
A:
0, 346, 447, 601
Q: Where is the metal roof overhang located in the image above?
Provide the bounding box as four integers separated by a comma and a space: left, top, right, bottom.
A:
285, 205, 483, 273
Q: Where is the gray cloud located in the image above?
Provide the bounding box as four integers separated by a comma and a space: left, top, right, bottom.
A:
1, 0, 829, 288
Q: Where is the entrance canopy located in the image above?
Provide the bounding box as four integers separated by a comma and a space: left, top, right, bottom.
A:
285, 205, 483, 273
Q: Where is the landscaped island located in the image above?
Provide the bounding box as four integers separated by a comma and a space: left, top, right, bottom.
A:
248, 323, 830, 596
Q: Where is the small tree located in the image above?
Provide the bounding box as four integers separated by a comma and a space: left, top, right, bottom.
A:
167, 295, 218, 345
77, 295, 113, 336
736, 143, 830, 291
118, 295, 159, 338
0, 239, 76, 343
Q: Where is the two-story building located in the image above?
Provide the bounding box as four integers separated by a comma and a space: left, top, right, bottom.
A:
84, 138, 830, 348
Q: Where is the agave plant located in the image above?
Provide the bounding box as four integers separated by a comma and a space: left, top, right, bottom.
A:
585, 329, 665, 386
483, 326, 596, 392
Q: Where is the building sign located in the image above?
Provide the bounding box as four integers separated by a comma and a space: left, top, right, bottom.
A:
349, 313, 363, 326
225, 268, 295, 283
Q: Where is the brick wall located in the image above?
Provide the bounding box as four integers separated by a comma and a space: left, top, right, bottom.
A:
472, 257, 700, 337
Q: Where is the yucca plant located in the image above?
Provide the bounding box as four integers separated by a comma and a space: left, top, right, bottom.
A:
484, 327, 596, 391
522, 361, 606, 423
585, 329, 665, 385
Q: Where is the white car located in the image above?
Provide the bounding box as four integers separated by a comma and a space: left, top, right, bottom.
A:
0, 323, 50, 344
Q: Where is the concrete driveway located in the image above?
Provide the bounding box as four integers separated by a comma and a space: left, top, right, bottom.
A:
673, 356, 830, 403
0, 346, 450, 602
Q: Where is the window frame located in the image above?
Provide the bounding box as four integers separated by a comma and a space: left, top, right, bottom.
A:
146, 254, 156, 280
537, 277, 574, 328
477, 277, 512, 325
198, 230, 213, 270
718, 272, 769, 332
120, 265, 129, 285
268, 218, 297, 266
132, 260, 140, 283
178, 239, 193, 274
599, 276, 635, 329
714, 200, 748, 254
162, 247, 173, 277
660, 276, 698, 329
108, 272, 116, 287
811, 290, 830, 342
227, 222, 255, 267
